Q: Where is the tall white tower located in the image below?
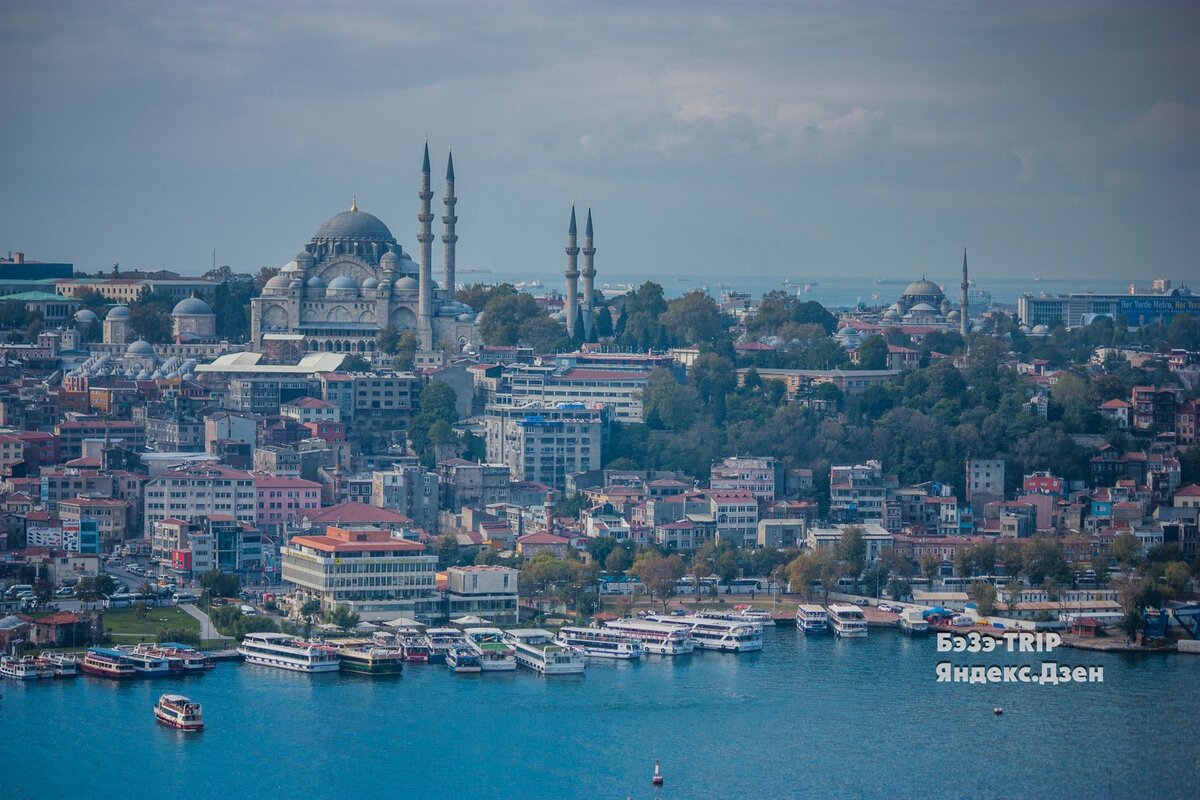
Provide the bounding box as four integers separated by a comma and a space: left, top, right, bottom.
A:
442, 150, 458, 297
565, 206, 580, 338
417, 142, 435, 348
581, 208, 596, 340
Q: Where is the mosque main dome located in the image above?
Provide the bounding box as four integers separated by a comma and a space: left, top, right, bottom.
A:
312, 209, 395, 243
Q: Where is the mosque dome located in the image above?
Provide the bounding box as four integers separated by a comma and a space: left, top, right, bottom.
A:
903, 279, 945, 300
173, 296, 213, 315
294, 251, 315, 268
1031, 324, 1049, 335
909, 303, 938, 313
326, 275, 359, 297
126, 339, 155, 357
882, 308, 900, 321
106, 305, 130, 319
946, 310, 961, 321
457, 313, 476, 322
74, 309, 99, 325
313, 209, 395, 242
362, 277, 379, 291
394, 276, 419, 292
265, 273, 291, 291
307, 275, 326, 289
380, 249, 401, 269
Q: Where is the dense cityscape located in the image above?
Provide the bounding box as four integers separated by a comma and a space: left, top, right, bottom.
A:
4, 3, 1199, 799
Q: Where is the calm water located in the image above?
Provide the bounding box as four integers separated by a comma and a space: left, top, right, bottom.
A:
4, 628, 1199, 800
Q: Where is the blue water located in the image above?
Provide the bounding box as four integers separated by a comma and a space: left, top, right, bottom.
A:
4, 628, 1199, 799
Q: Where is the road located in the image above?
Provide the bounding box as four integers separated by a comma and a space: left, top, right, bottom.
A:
179, 603, 233, 642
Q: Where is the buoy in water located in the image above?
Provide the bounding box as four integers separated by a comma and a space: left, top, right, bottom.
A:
994, 707, 1004, 716
652, 759, 664, 786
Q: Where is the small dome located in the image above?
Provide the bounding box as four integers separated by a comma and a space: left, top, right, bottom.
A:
1019, 325, 1032, 334
380, 249, 401, 268
265, 273, 291, 291
74, 309, 99, 324
173, 296, 213, 315
362, 277, 379, 290
295, 251, 315, 268
106, 305, 130, 320
137, 369, 152, 380
456, 313, 476, 322
307, 275, 326, 288
882, 309, 899, 320
909, 303, 938, 313
126, 339, 155, 357
946, 310, 961, 321
394, 276, 419, 292
327, 275, 358, 290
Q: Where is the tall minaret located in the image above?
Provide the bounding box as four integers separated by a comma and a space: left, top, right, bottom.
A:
565, 206, 580, 338
581, 208, 596, 339
442, 150, 458, 297
960, 248, 969, 337
417, 142, 434, 347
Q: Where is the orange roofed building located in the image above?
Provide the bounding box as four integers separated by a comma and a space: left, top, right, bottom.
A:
280, 526, 438, 622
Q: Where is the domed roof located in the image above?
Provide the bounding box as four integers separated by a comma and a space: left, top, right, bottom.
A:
313, 209, 395, 242
394, 276, 419, 292
106, 304, 130, 319
362, 277, 379, 290
327, 275, 358, 290
456, 313, 476, 322
74, 309, 99, 324
909, 303, 938, 313
902, 279, 944, 299
882, 308, 899, 320
173, 296, 213, 315
265, 273, 291, 290
380, 249, 401, 267
307, 275, 326, 288
126, 339, 155, 356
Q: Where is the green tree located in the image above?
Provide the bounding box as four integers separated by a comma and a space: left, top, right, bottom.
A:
594, 305, 614, 338
128, 304, 171, 343
793, 300, 837, 333
630, 551, 686, 612
1111, 532, 1140, 569
641, 369, 702, 430
457, 282, 515, 312
199, 570, 240, 598
814, 546, 845, 604
838, 526, 867, 583
920, 552, 940, 584
519, 314, 570, 353
968, 581, 998, 616
330, 604, 360, 631
886, 577, 913, 601
480, 292, 542, 345
434, 534, 461, 569
662, 291, 725, 346
605, 547, 633, 574
855, 335, 889, 370
787, 552, 818, 602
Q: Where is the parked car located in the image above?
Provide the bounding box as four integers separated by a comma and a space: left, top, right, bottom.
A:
876, 604, 894, 613
55, 587, 76, 597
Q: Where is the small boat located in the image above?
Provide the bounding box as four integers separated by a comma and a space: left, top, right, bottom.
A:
898, 609, 930, 637
1, 655, 39, 680
400, 634, 430, 663
154, 694, 204, 731
795, 605, 830, 635
337, 644, 404, 676
37, 652, 78, 677
446, 646, 482, 674
828, 604, 869, 638
237, 632, 340, 673
423, 628, 461, 665
140, 642, 210, 672
696, 606, 774, 627
602, 619, 694, 656
80, 648, 136, 679
645, 614, 764, 653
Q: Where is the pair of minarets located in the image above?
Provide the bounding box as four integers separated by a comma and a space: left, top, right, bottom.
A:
565, 205, 596, 339
418, 142, 457, 348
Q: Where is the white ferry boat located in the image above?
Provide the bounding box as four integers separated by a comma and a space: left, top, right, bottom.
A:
828, 604, 869, 638
504, 629, 586, 675
464, 627, 517, 671
154, 694, 204, 731
796, 605, 830, 634
423, 628, 462, 664
898, 608, 930, 636
136, 642, 210, 672
555, 626, 645, 660
117, 646, 171, 677
602, 618, 695, 656
446, 646, 483, 674
1, 655, 39, 680
646, 614, 764, 653
238, 632, 340, 673
696, 606, 775, 627
37, 652, 78, 677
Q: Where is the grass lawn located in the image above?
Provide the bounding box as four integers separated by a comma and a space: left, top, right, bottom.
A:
103, 606, 201, 643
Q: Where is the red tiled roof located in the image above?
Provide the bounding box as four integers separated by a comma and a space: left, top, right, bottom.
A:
290, 534, 425, 554
518, 531, 569, 545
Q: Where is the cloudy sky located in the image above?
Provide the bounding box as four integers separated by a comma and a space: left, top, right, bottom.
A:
1, 1, 1197, 285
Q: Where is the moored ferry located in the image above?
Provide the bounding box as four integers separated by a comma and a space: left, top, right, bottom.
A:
464, 627, 517, 671
796, 605, 830, 634
37, 652, 78, 677
80, 647, 136, 679
337, 643, 405, 676
555, 626, 645, 660
117, 646, 171, 677
423, 628, 461, 664
389, 629, 430, 663
153, 694, 204, 731
139, 642, 210, 672
238, 632, 340, 673
828, 604, 869, 638
602, 618, 695, 656
504, 629, 586, 675
696, 606, 775, 627
446, 646, 483, 673
646, 614, 764, 653
1, 655, 40, 680
898, 609, 930, 636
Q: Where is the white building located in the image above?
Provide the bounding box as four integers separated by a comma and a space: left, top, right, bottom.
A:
371, 466, 439, 532
281, 526, 438, 621
710, 456, 779, 502
444, 565, 519, 625
807, 523, 895, 563
143, 464, 256, 538
484, 402, 607, 490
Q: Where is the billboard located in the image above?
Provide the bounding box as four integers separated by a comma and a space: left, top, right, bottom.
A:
1117, 295, 1200, 324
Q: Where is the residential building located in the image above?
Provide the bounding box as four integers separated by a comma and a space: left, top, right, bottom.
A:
280, 396, 341, 425
966, 459, 1005, 517
444, 565, 519, 625
807, 523, 895, 563
484, 402, 607, 490
317, 371, 419, 424
830, 461, 892, 522
58, 497, 128, 550
142, 464, 256, 538
371, 466, 439, 531
709, 456, 779, 502
53, 420, 145, 459
253, 474, 322, 532
438, 459, 510, 510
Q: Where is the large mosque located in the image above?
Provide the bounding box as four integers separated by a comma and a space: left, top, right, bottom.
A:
251, 145, 478, 353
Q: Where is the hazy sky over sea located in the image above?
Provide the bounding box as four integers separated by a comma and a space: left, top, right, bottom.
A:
1, 1, 1197, 285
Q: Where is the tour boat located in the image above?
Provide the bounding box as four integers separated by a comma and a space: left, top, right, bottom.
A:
504, 629, 586, 675
696, 606, 775, 627
646, 614, 764, 653
422, 628, 462, 664
446, 645, 483, 674
337, 644, 405, 676
1, 655, 39, 680
237, 632, 340, 673
828, 604, 869, 638
139, 642, 210, 672
80, 647, 136, 679
153, 694, 204, 731
555, 626, 645, 660
898, 609, 930, 637
118, 647, 171, 677
37, 652, 78, 677
387, 629, 430, 663
796, 605, 830, 634
464, 627, 517, 671
602, 618, 695, 656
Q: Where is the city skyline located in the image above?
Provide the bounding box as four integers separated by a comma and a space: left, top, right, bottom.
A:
2, 1, 1198, 283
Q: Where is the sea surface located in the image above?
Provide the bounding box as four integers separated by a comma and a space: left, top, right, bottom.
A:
4, 627, 1199, 800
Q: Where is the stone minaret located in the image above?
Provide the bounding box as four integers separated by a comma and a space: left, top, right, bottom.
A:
581, 208, 596, 339
442, 150, 458, 297
417, 142, 435, 347
565, 206, 580, 338
960, 248, 969, 337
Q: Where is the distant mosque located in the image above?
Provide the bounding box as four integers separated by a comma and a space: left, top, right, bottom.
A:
879, 250, 972, 334
555, 205, 599, 339
251, 144, 478, 353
